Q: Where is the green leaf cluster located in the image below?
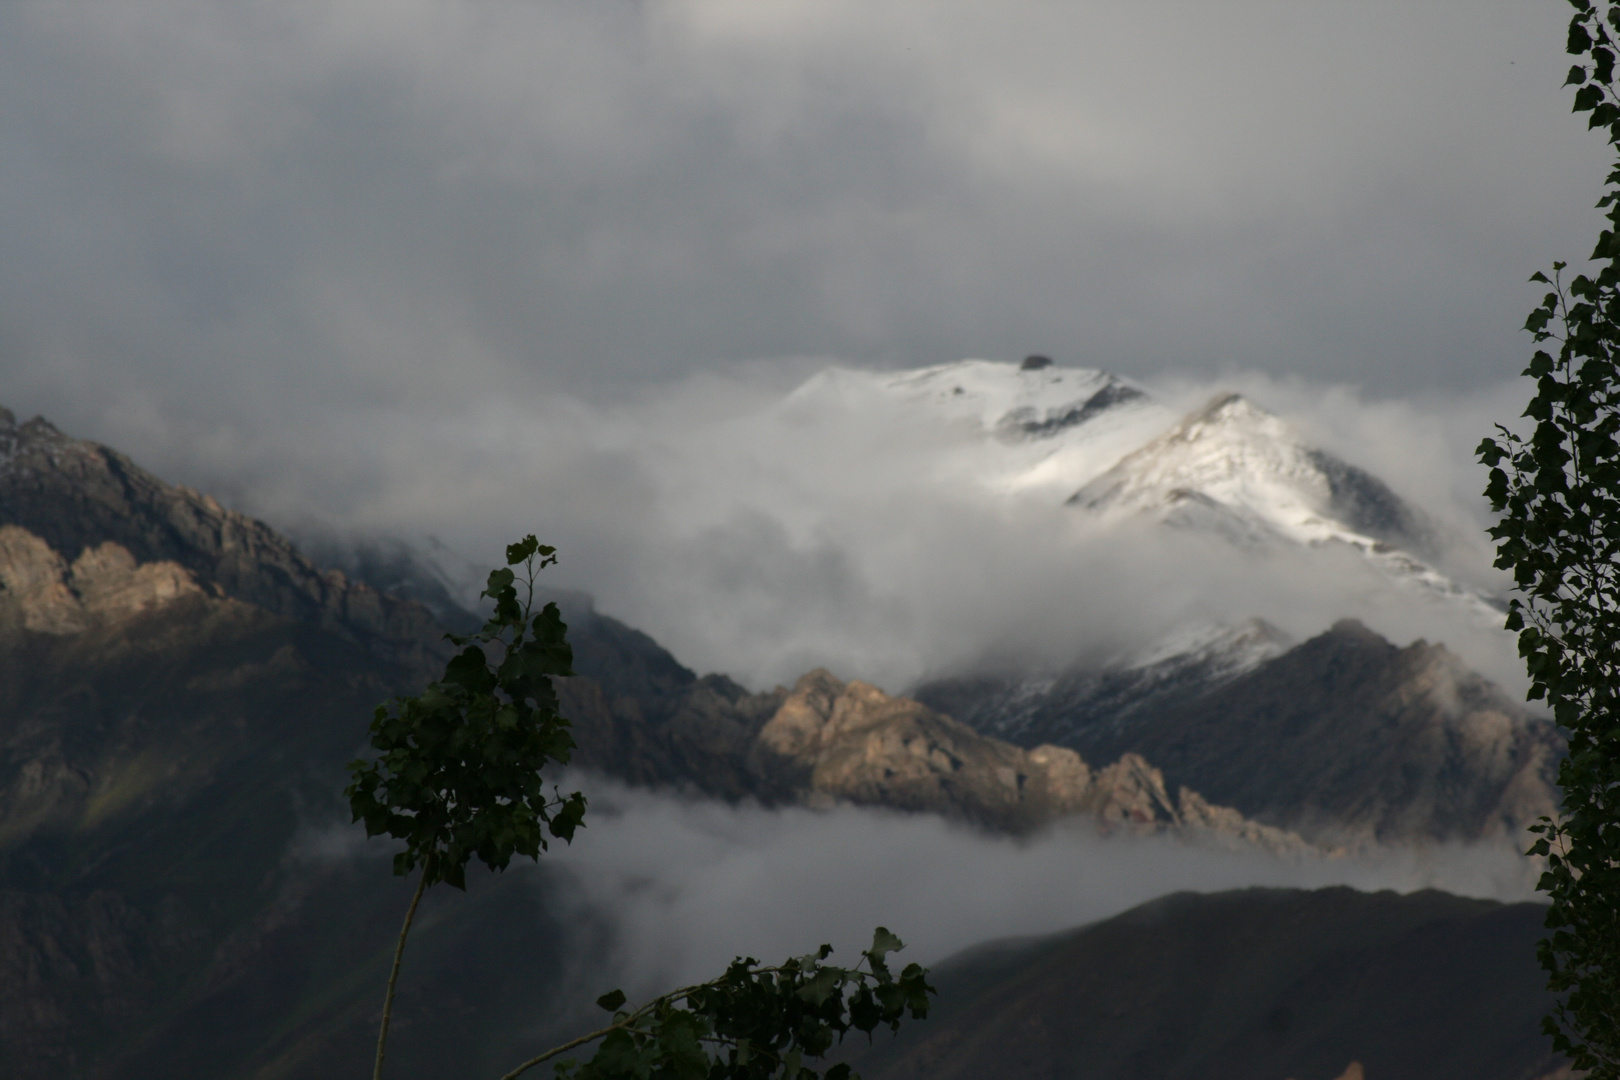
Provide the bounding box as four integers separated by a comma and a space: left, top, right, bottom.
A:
1476, 4, 1620, 1073
346, 536, 587, 890
501, 928, 934, 1080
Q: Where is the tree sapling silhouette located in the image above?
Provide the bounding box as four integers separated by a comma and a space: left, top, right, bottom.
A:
347, 537, 933, 1079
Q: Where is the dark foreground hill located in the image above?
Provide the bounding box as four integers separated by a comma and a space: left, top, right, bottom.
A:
841, 887, 1562, 1080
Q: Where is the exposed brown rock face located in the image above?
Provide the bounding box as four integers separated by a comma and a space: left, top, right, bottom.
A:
0, 523, 600, 1080
741, 670, 1306, 851
0, 535, 421, 1077
0, 526, 203, 635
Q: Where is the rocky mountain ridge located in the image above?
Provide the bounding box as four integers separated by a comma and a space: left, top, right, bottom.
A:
918, 619, 1295, 749
917, 619, 1563, 845
742, 670, 1305, 850
0, 561, 1300, 1077
0, 407, 446, 673
552, 631, 1304, 848
0, 406, 1290, 849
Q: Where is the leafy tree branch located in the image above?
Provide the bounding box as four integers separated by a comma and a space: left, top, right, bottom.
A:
1478, 3, 1620, 1072
499, 929, 934, 1080
346, 537, 587, 1079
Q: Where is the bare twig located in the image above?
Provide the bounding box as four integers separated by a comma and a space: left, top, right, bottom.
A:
494, 965, 805, 1080
373, 856, 433, 1080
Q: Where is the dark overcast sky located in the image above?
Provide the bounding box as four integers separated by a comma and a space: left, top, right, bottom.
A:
0, 1, 1609, 434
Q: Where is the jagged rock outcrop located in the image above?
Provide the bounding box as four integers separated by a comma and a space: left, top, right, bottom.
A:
0, 408, 445, 673
557, 644, 1305, 850
745, 670, 1307, 851
0, 525, 204, 635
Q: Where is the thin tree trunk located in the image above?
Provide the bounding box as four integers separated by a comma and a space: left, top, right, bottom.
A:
373, 859, 432, 1080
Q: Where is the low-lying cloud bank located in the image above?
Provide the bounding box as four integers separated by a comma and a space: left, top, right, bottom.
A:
534, 776, 1540, 999
204, 364, 1528, 695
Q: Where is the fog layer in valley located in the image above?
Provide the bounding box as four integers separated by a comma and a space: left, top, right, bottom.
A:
525, 775, 1539, 999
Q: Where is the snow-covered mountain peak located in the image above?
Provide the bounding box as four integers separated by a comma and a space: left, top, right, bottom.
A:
770, 362, 1500, 629
1167, 391, 1290, 445
1084, 391, 1311, 497
875, 358, 1156, 441
1121, 616, 1293, 676
781, 359, 1172, 499
1067, 391, 1502, 622
1071, 391, 1418, 547
786, 358, 1159, 438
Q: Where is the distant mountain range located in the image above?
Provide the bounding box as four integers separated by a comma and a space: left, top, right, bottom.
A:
0, 399, 1566, 1077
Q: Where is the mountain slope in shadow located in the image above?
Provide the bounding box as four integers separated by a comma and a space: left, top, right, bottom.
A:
916, 619, 1562, 846
842, 887, 1561, 1080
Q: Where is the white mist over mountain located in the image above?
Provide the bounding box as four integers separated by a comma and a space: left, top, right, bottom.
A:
201, 357, 1527, 698
537, 775, 1540, 998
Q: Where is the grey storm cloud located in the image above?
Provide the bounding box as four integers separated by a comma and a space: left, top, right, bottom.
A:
0, 1, 1589, 694
0, 0, 1609, 437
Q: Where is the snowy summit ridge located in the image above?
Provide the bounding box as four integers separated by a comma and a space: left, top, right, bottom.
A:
784, 358, 1173, 499
782, 358, 1501, 624
1070, 391, 1433, 552
873, 358, 1154, 440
